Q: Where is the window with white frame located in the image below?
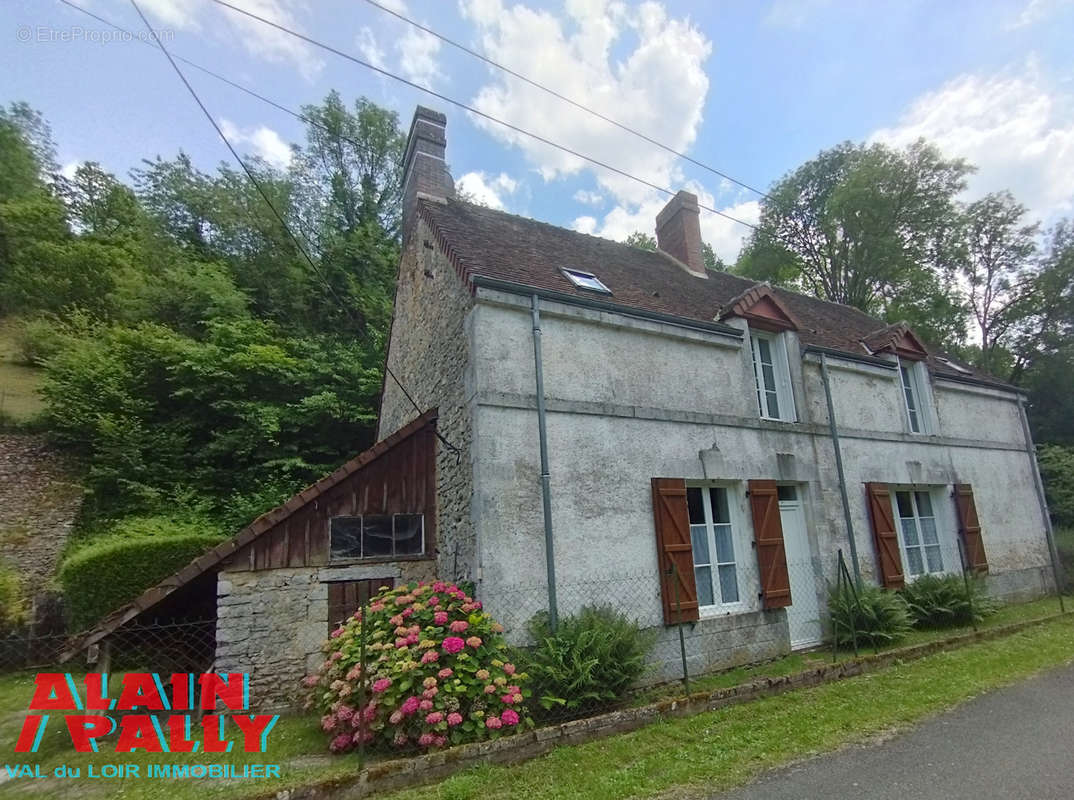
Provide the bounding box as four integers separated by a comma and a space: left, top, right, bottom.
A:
898, 359, 930, 434
749, 330, 796, 422
687, 485, 743, 608
893, 490, 944, 577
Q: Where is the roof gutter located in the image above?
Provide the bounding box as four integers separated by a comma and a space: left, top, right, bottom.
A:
801, 344, 897, 370
471, 274, 744, 339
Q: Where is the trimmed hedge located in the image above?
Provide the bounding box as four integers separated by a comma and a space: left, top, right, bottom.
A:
59, 517, 224, 630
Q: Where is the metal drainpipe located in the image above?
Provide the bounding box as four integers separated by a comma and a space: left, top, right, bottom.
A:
1017, 397, 1066, 611
531, 295, 559, 630
820, 353, 862, 583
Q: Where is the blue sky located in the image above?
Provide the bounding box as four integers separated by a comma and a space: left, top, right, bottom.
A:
4, 0, 1074, 260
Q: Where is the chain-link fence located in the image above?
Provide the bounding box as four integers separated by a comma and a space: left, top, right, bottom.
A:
0, 619, 216, 675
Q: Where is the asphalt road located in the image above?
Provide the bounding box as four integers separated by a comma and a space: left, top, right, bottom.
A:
709, 661, 1074, 800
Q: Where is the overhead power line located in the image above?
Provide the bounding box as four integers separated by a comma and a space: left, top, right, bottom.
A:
205, 0, 769, 238
122, 0, 462, 459
360, 0, 773, 201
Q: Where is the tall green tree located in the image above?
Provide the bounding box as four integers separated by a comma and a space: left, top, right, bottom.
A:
737, 139, 972, 348
956, 191, 1039, 374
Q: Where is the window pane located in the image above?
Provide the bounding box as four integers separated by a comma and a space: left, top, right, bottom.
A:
896, 491, 914, 518
362, 515, 393, 557
718, 564, 740, 603
695, 566, 714, 607
777, 485, 797, 502
915, 491, 933, 517
918, 516, 939, 546
901, 517, 920, 546
766, 390, 781, 418
330, 517, 363, 560
394, 514, 424, 555
709, 487, 731, 524
925, 545, 944, 573
758, 337, 773, 365
907, 407, 920, 433
687, 487, 705, 525
713, 523, 735, 563
905, 546, 924, 576
690, 524, 710, 566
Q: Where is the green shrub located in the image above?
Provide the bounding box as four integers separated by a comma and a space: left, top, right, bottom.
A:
14, 314, 70, 365
1039, 445, 1074, 528
900, 573, 997, 629
0, 562, 25, 632
59, 515, 224, 630
828, 582, 912, 648
307, 580, 531, 753
522, 604, 656, 714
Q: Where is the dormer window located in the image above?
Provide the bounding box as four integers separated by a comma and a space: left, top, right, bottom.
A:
561, 268, 611, 294
750, 329, 796, 422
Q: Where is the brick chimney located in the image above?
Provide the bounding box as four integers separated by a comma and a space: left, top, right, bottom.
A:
401, 106, 454, 235
656, 190, 706, 278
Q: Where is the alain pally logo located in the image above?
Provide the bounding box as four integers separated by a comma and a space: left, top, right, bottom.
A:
6, 672, 281, 781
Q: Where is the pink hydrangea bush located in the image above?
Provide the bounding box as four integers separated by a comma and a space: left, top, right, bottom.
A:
305, 581, 531, 754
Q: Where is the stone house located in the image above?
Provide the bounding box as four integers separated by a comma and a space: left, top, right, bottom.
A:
70, 106, 1059, 703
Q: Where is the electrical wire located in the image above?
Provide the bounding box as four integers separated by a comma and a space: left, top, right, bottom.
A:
360, 0, 773, 201
125, 0, 462, 460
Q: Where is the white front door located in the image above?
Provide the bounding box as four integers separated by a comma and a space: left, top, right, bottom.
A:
778, 489, 822, 648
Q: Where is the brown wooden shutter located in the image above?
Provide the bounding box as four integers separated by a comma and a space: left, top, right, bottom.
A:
954, 484, 988, 574
747, 480, 792, 609
651, 478, 700, 624
865, 482, 904, 589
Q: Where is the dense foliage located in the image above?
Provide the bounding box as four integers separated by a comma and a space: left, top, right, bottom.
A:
0, 95, 405, 625
1038, 445, 1074, 528
899, 574, 996, 629
58, 516, 225, 629
306, 581, 531, 753
828, 582, 912, 648
522, 605, 655, 714
0, 563, 25, 631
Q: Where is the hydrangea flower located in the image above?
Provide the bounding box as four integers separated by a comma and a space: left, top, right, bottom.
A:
447, 712, 463, 727
449, 620, 469, 633
501, 709, 520, 726
466, 636, 483, 648
485, 716, 503, 730
371, 678, 392, 693
441, 636, 465, 654
434, 611, 449, 625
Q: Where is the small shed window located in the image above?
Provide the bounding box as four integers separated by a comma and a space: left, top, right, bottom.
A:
330, 514, 425, 561
561, 268, 611, 294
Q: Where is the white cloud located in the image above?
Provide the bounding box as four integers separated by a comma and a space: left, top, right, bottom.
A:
573, 189, 604, 206
457, 171, 519, 210
137, 0, 324, 80
59, 160, 81, 180
1007, 0, 1073, 28
572, 215, 597, 234
396, 26, 442, 89
357, 26, 387, 70
460, 0, 712, 208
871, 62, 1074, 221
219, 119, 293, 169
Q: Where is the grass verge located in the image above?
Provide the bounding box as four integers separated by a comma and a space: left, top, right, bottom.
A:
0, 604, 1068, 800
384, 613, 1074, 800
0, 317, 45, 423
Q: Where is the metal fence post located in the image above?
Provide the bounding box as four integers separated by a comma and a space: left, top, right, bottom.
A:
670, 562, 689, 694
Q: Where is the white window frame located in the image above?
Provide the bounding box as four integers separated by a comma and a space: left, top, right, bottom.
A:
749, 329, 797, 422
686, 483, 752, 615
560, 267, 611, 294
897, 358, 931, 434
889, 488, 948, 580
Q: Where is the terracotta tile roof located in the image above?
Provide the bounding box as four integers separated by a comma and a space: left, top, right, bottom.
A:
62, 409, 439, 658
420, 198, 1010, 389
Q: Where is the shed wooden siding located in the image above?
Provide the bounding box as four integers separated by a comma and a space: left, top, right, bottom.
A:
221, 423, 438, 571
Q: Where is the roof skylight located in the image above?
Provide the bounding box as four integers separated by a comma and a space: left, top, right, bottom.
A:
561, 268, 611, 294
